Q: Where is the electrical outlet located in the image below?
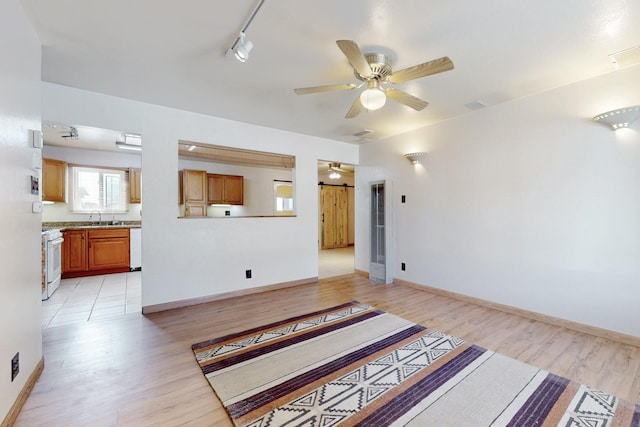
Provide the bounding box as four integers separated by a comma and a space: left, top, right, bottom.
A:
401, 262, 406, 271
11, 352, 19, 382
401, 195, 406, 203
245, 269, 252, 279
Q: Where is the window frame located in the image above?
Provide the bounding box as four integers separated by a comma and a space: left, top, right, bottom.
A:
68, 164, 130, 214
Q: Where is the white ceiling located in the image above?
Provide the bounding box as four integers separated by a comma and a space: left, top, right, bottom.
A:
42, 121, 130, 151
22, 0, 640, 145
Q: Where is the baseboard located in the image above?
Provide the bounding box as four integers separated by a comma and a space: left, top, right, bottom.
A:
1, 357, 44, 427
354, 269, 368, 277
394, 278, 640, 349
142, 277, 319, 314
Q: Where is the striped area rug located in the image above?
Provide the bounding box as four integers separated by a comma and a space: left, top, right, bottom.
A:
192, 301, 640, 426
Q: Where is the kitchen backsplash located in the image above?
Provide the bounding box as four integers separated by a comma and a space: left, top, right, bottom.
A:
42, 202, 142, 223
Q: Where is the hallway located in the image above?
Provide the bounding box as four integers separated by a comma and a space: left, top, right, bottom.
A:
318, 245, 354, 278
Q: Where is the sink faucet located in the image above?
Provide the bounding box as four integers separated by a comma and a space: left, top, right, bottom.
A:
89, 210, 102, 225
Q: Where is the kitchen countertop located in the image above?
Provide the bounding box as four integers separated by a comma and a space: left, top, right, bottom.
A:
43, 221, 141, 230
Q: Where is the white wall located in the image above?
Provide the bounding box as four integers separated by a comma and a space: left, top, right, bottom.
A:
356, 65, 640, 337
0, 0, 43, 421
42, 83, 359, 308
42, 145, 142, 223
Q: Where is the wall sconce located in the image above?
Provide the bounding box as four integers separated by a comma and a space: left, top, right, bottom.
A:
593, 105, 640, 130
404, 152, 426, 165
226, 0, 265, 63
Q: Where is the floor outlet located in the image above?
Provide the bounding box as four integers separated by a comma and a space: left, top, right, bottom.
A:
11, 352, 19, 382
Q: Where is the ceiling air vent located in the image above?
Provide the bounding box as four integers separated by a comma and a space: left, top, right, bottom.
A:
352, 129, 373, 137
464, 100, 487, 111
609, 45, 640, 69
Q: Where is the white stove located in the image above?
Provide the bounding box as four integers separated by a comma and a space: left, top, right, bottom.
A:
42, 228, 63, 300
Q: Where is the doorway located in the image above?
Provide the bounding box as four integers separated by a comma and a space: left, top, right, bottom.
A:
318, 161, 355, 278
40, 121, 143, 316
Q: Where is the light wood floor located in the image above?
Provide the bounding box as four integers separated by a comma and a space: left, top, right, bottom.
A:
15, 274, 640, 426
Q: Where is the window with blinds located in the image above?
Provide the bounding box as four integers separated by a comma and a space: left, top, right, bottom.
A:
69, 165, 128, 213
274, 181, 294, 215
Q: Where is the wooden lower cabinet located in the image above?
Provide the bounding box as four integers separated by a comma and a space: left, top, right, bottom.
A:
62, 228, 131, 278
63, 230, 88, 273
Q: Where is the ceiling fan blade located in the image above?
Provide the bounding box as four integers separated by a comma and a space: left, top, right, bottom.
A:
345, 96, 363, 119
385, 88, 429, 111
336, 40, 373, 78
388, 56, 454, 84
294, 83, 358, 95
336, 167, 353, 173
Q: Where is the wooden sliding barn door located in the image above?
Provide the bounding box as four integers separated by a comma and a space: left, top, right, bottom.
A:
321, 185, 348, 249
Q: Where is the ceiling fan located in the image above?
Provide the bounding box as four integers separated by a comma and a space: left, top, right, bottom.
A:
294, 40, 454, 119
326, 162, 352, 180
328, 162, 352, 174
60, 126, 79, 140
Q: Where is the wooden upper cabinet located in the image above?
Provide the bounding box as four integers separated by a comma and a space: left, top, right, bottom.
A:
207, 174, 225, 204
129, 168, 141, 203
207, 174, 243, 205
183, 169, 207, 203
43, 158, 67, 202
224, 175, 244, 205
182, 169, 207, 216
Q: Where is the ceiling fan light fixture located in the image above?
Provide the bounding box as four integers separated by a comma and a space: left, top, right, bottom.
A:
360, 86, 386, 110
61, 126, 79, 140
329, 171, 341, 180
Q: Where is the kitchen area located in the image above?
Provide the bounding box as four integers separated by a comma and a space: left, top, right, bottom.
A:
40, 122, 143, 327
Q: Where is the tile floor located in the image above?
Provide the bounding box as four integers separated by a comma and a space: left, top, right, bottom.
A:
318, 245, 354, 278
42, 271, 142, 329
42, 247, 354, 328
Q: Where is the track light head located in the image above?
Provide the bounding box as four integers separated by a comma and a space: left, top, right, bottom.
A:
234, 32, 253, 62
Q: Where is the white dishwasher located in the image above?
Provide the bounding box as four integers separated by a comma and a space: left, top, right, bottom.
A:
130, 227, 142, 271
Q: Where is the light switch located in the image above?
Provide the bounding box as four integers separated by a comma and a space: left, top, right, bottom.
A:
30, 175, 39, 195
30, 129, 42, 148
32, 150, 42, 170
